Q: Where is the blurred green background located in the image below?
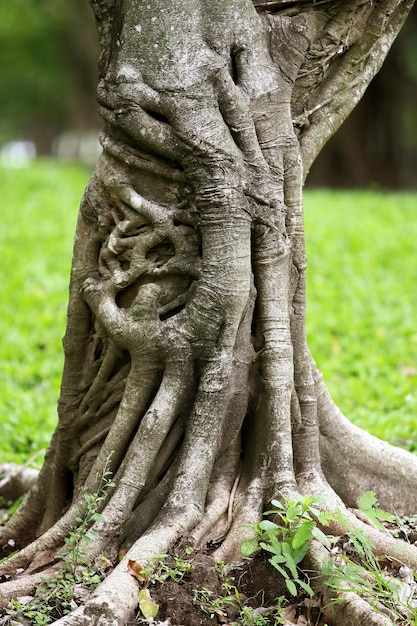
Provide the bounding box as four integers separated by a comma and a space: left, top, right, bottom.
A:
0, 0, 99, 157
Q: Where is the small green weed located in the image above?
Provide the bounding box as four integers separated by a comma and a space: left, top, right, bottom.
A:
193, 586, 239, 621
4, 456, 114, 625
60, 459, 115, 577
128, 546, 195, 621
193, 578, 288, 625
143, 546, 195, 585
356, 490, 396, 531
242, 494, 334, 597
240, 491, 417, 623
391, 513, 417, 542
325, 492, 417, 623
130, 547, 195, 622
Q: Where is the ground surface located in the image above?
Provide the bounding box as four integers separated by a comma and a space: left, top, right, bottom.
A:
126, 516, 417, 626
2, 479, 417, 624
134, 551, 325, 626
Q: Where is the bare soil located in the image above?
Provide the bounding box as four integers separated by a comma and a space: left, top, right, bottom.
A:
133, 550, 326, 626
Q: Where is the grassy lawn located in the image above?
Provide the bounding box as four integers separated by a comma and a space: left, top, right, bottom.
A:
0, 160, 416, 465
0, 160, 91, 464
305, 189, 417, 451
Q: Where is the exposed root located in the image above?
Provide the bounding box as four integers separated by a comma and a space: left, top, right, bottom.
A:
307, 540, 396, 626
83, 364, 194, 558
0, 463, 39, 503
52, 511, 210, 625
51, 563, 139, 626
314, 360, 417, 514
191, 442, 242, 546
0, 567, 60, 605
296, 462, 417, 569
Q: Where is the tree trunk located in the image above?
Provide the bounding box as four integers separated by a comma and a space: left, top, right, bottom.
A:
1, 1, 417, 624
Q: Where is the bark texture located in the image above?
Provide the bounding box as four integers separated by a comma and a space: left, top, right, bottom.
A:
1, 0, 416, 624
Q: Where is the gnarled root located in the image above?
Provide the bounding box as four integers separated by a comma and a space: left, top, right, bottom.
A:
0, 463, 39, 502
2, 4, 416, 626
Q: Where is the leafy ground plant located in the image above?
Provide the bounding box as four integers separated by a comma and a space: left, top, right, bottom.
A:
131, 549, 297, 625
127, 547, 195, 622
240, 491, 417, 624
143, 546, 195, 584
2, 456, 115, 625
242, 494, 334, 598
193, 573, 289, 625
325, 492, 417, 624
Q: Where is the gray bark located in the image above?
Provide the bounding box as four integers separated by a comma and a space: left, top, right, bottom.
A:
1, 0, 416, 624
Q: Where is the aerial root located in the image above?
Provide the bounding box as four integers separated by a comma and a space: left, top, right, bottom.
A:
191, 472, 240, 547
191, 439, 242, 546
80, 364, 193, 560
50, 563, 139, 626
1, 499, 201, 623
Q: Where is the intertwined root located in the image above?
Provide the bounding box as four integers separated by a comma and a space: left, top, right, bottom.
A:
2, 3, 417, 625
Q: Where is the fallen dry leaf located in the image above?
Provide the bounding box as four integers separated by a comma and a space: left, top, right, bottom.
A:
281, 604, 297, 623
138, 588, 159, 619
127, 558, 146, 582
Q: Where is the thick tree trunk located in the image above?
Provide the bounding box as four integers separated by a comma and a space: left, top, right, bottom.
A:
1, 1, 416, 624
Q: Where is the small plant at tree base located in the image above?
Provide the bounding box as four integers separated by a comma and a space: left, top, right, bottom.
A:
356, 490, 396, 531
193, 581, 288, 625
193, 586, 239, 621
59, 460, 115, 578
325, 492, 417, 623
3, 456, 115, 625
140, 546, 195, 585
128, 547, 195, 621
391, 513, 417, 543
242, 494, 334, 598
240, 491, 417, 622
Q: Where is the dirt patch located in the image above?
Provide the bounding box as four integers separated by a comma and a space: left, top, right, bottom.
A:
150, 553, 224, 626
134, 550, 324, 626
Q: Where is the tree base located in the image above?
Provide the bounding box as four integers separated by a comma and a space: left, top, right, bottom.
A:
1, 1, 416, 624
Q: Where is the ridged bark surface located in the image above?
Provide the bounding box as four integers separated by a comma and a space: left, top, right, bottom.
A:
1, 1, 416, 624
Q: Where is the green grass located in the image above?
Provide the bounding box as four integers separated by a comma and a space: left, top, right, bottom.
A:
0, 160, 90, 464
0, 162, 416, 464
305, 189, 417, 451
